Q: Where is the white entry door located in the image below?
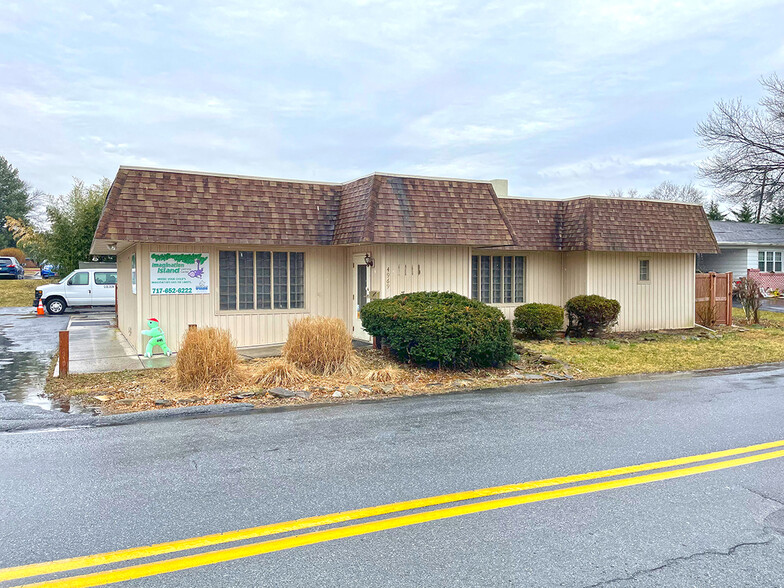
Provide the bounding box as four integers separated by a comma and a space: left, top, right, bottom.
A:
352, 254, 371, 341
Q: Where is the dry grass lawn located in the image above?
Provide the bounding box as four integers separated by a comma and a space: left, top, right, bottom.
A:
0, 278, 54, 307
525, 308, 784, 378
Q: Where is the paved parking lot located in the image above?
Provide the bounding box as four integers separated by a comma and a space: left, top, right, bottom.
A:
0, 306, 68, 410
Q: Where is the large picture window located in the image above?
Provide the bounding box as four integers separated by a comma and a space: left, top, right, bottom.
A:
758, 250, 783, 272
220, 251, 305, 311
471, 255, 525, 304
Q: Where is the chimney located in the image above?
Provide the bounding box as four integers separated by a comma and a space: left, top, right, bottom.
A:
491, 179, 508, 197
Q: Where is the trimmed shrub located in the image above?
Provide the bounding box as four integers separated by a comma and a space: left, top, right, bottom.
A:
176, 327, 239, 389
283, 317, 359, 375
360, 291, 515, 368
565, 295, 621, 337
513, 303, 564, 340
0, 247, 25, 261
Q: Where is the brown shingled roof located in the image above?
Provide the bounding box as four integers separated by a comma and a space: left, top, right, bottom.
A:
94, 167, 341, 247
93, 167, 718, 254
500, 197, 719, 253
95, 167, 514, 248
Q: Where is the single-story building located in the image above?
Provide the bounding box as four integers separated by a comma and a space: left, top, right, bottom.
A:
90, 167, 718, 353
698, 221, 784, 290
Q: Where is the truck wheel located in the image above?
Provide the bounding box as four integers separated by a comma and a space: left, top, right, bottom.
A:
46, 298, 66, 315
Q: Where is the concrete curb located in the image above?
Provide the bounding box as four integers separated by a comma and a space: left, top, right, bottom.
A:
4, 361, 784, 434
0, 403, 255, 433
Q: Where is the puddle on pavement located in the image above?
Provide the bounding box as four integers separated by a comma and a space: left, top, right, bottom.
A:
0, 307, 87, 414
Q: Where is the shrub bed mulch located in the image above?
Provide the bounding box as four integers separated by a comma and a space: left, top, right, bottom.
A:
45, 347, 570, 415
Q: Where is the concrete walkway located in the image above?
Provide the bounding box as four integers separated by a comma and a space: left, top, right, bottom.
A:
57, 312, 175, 375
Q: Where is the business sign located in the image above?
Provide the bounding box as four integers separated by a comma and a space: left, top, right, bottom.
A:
150, 253, 209, 295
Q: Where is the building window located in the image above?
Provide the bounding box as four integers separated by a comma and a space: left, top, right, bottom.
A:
758, 251, 783, 272
219, 251, 305, 311
471, 255, 526, 303
639, 259, 650, 282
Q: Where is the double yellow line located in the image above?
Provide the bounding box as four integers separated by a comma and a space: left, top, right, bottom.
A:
4, 439, 784, 587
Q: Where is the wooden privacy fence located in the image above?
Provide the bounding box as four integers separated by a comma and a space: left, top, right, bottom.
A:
696, 272, 733, 327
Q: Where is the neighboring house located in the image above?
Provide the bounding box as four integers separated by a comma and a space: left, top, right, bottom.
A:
698, 221, 784, 290
90, 167, 718, 353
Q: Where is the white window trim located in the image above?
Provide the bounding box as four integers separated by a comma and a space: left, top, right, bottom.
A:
638, 258, 651, 284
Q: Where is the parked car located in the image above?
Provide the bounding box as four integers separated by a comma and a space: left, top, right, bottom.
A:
0, 256, 25, 279
40, 264, 59, 279
34, 268, 117, 314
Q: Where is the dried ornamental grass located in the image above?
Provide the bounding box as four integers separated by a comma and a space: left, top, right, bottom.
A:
250, 358, 306, 388
283, 317, 359, 375
176, 327, 239, 389
365, 366, 404, 382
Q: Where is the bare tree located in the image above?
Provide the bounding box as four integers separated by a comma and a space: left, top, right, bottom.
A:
608, 181, 706, 205
646, 181, 706, 204
697, 74, 784, 222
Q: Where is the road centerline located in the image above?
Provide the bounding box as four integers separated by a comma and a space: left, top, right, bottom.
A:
3, 439, 784, 586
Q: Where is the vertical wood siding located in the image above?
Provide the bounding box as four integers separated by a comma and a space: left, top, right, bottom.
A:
130, 244, 349, 353
116, 245, 140, 350
471, 250, 562, 321
562, 251, 587, 304
587, 252, 695, 331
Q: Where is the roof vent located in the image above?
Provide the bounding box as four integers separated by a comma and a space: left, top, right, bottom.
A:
491, 179, 508, 197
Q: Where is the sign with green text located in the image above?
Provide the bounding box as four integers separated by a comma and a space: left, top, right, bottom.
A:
150, 253, 210, 295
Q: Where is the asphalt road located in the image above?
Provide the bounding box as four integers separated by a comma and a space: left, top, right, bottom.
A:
2, 367, 784, 587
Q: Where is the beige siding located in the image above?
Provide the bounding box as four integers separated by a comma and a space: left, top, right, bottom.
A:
471, 250, 562, 321
116, 245, 139, 348
120, 244, 698, 353
383, 245, 470, 297
587, 252, 695, 331
126, 244, 349, 353
562, 251, 587, 303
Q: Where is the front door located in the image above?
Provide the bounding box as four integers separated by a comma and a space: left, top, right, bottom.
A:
352, 254, 371, 341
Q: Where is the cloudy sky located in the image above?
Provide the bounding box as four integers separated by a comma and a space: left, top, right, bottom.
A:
2, 0, 783, 199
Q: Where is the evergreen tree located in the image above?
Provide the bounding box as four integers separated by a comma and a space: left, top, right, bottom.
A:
768, 204, 784, 224
706, 200, 726, 220
732, 202, 756, 222
0, 156, 32, 247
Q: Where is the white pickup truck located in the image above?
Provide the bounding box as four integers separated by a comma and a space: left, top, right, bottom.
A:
34, 268, 117, 314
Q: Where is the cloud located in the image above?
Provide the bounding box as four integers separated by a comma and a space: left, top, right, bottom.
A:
0, 0, 781, 201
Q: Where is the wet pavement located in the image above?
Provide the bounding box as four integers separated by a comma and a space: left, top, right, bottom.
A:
733, 297, 784, 313
0, 307, 70, 411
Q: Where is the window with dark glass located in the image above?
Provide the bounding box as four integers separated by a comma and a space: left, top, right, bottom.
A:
219, 251, 237, 310
480, 256, 491, 303
758, 251, 783, 272
238, 251, 254, 309
256, 252, 271, 309
290, 252, 305, 309
219, 251, 304, 311
639, 259, 650, 282
503, 256, 513, 303
471, 254, 526, 304
471, 255, 479, 300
